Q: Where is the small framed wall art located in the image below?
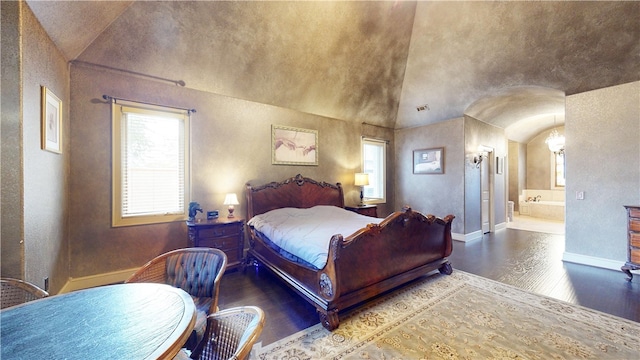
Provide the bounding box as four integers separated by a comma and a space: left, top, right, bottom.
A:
413, 147, 444, 174
272, 125, 318, 165
496, 156, 504, 174
41, 86, 62, 153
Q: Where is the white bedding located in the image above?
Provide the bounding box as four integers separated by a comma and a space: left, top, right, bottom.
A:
247, 205, 381, 269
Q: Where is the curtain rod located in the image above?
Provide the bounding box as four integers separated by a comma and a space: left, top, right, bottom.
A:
103, 95, 196, 114
72, 60, 186, 87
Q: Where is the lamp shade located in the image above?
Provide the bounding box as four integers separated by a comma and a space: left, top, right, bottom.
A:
223, 193, 239, 206
354, 173, 370, 187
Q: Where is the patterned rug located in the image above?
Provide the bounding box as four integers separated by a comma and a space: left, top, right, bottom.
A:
251, 271, 639, 359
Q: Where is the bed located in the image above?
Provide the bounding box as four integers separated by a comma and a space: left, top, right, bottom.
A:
245, 174, 455, 330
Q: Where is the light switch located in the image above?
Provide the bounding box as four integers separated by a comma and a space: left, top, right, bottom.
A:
576, 191, 585, 200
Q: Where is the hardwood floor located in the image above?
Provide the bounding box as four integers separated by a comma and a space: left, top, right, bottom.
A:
217, 228, 640, 346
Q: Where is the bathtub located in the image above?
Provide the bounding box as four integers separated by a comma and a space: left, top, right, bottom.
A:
526, 201, 565, 221
518, 190, 565, 221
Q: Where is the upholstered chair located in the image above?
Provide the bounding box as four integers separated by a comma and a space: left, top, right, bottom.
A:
126, 247, 228, 350
187, 306, 265, 360
1, 278, 49, 309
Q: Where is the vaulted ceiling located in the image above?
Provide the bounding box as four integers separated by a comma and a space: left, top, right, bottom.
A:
26, 1, 639, 143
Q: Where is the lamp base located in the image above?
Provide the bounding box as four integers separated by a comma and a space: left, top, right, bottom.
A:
227, 206, 235, 218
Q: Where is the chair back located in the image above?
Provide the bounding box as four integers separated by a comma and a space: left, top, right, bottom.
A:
194, 306, 265, 360
165, 249, 227, 298
126, 247, 227, 313
1, 278, 49, 309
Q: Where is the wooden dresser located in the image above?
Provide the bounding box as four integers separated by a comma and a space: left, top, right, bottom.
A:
186, 217, 245, 272
622, 205, 640, 281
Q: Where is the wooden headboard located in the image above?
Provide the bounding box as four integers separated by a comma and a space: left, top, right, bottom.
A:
246, 174, 344, 219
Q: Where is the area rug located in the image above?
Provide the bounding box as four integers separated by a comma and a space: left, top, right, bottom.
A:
251, 271, 639, 359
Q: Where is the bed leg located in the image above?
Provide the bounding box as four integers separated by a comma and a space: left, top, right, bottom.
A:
438, 262, 453, 275
319, 309, 339, 331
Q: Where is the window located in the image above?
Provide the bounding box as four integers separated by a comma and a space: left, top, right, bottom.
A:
361, 138, 387, 203
112, 101, 190, 227
554, 152, 565, 188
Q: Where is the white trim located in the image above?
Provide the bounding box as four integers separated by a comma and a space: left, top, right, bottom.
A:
562, 252, 625, 272
453, 230, 483, 243
495, 221, 507, 231
59, 268, 138, 294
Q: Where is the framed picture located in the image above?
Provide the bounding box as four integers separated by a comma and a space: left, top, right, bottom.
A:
41, 86, 62, 153
496, 156, 504, 174
272, 125, 318, 165
413, 147, 444, 174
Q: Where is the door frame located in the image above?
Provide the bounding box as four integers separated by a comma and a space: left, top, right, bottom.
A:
479, 145, 495, 233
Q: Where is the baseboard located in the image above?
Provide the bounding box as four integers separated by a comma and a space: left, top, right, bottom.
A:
59, 268, 138, 294
562, 252, 625, 272
495, 222, 507, 231
453, 230, 483, 243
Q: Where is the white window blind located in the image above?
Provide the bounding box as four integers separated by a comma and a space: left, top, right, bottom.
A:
112, 101, 190, 227
362, 138, 387, 203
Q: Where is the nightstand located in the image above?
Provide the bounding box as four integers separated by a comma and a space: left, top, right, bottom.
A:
186, 217, 245, 271
345, 204, 378, 218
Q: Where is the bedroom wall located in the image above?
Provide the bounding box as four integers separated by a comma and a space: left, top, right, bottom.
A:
464, 116, 508, 237
1, 2, 70, 294
508, 141, 526, 211
564, 81, 640, 268
68, 64, 394, 281
394, 118, 465, 236
1, 0, 23, 280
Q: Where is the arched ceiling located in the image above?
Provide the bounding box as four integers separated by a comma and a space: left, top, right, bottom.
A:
465, 87, 565, 143
26, 1, 639, 143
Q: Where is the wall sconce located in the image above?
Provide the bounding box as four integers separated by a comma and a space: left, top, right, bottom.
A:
472, 146, 491, 168
354, 173, 370, 205
473, 154, 486, 168
223, 193, 239, 218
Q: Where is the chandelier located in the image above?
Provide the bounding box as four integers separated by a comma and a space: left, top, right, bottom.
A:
545, 117, 565, 154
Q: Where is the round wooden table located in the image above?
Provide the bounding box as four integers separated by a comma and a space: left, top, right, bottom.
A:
1, 283, 195, 359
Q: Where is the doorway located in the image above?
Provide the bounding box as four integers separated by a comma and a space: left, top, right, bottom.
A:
481, 153, 490, 233
479, 146, 494, 234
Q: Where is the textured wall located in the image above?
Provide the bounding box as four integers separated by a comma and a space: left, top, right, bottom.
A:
1, 0, 23, 279
565, 82, 640, 262
22, 3, 70, 294
69, 64, 394, 277
394, 118, 465, 235
508, 141, 527, 211
1, 2, 70, 293
463, 117, 508, 234
526, 127, 564, 190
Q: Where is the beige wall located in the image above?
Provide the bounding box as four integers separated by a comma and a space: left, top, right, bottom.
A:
508, 141, 526, 211
1, 2, 70, 293
1, 0, 23, 280
394, 118, 465, 235
463, 116, 508, 234
526, 126, 565, 190
68, 64, 395, 279
565, 81, 640, 264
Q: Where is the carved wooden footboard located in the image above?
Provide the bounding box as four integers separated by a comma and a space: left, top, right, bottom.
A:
246, 174, 454, 330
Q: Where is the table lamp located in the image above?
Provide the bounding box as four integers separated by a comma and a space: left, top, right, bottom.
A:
223, 193, 239, 218
354, 173, 369, 205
